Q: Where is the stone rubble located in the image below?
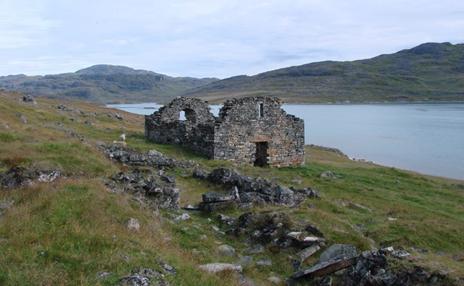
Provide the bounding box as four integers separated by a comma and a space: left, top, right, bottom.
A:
103, 145, 176, 169
195, 168, 318, 207
119, 268, 168, 286
107, 169, 179, 210
0, 167, 61, 189
289, 246, 452, 286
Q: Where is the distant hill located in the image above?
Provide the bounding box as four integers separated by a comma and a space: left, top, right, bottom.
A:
0, 65, 218, 104
184, 42, 464, 103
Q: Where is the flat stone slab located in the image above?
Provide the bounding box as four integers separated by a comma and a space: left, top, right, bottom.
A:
202, 191, 236, 203
291, 257, 356, 280
297, 245, 321, 263
199, 263, 242, 273
199, 200, 237, 212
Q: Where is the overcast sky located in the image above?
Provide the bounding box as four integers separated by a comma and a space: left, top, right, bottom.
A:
1, 0, 463, 78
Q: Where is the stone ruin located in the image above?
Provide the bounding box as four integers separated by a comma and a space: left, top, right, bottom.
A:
145, 96, 304, 167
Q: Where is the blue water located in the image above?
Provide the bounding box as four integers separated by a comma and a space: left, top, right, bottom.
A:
108, 103, 464, 180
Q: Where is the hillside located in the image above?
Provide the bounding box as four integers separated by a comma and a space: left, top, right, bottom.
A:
0, 65, 218, 104
1, 91, 464, 285
185, 42, 464, 103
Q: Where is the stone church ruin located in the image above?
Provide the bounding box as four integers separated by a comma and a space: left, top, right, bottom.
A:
145, 96, 304, 167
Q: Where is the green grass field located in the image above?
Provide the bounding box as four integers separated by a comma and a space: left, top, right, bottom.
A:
0, 91, 463, 285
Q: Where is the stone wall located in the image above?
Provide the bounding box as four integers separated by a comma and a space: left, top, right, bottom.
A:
145, 97, 215, 157
145, 96, 305, 167
213, 97, 304, 167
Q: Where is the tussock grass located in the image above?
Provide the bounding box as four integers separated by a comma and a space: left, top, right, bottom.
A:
0, 91, 463, 284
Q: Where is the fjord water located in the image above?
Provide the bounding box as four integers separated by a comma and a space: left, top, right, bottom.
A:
109, 103, 464, 180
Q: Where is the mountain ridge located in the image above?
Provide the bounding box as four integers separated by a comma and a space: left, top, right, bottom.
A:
184, 42, 464, 103
0, 64, 219, 104
1, 42, 463, 104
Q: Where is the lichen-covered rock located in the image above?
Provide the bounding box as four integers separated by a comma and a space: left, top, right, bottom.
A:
319, 244, 359, 263
204, 168, 312, 206
119, 268, 167, 286
103, 145, 175, 168
107, 169, 179, 210
290, 248, 453, 286
217, 244, 236, 257
0, 167, 61, 189
198, 263, 242, 274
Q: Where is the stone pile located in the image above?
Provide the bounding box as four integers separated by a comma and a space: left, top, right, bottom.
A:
235, 212, 324, 251
22, 94, 36, 104
290, 245, 452, 286
198, 188, 239, 212
119, 267, 170, 286
107, 169, 179, 210
103, 145, 176, 168
198, 167, 318, 207
0, 167, 61, 189
214, 211, 326, 266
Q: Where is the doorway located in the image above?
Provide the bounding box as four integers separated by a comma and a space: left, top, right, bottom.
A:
254, 142, 269, 167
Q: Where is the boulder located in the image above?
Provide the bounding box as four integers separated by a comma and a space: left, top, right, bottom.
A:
198, 263, 242, 274
108, 169, 179, 210
319, 244, 358, 263
199, 200, 237, 212
127, 218, 140, 231
202, 192, 236, 203
256, 258, 272, 267
297, 245, 321, 263
291, 257, 357, 280
192, 168, 208, 180
22, 94, 35, 103
175, 213, 190, 221
217, 244, 236, 257
320, 171, 337, 179
38, 170, 61, 183
119, 268, 165, 286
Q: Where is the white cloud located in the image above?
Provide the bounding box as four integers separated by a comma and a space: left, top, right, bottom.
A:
0, 0, 463, 77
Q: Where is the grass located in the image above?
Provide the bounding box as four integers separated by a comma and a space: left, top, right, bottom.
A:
0, 91, 463, 284
0, 180, 231, 286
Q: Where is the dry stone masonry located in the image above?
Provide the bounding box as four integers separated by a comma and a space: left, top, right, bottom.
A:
145, 96, 304, 167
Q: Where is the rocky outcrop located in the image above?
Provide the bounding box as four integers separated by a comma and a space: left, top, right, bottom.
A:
198, 168, 318, 207
107, 169, 179, 210
0, 167, 61, 189
198, 189, 239, 212
119, 268, 169, 286
290, 247, 454, 286
215, 211, 326, 262
103, 145, 176, 168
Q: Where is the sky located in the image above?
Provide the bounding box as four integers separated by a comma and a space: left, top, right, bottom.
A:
1, 0, 463, 78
